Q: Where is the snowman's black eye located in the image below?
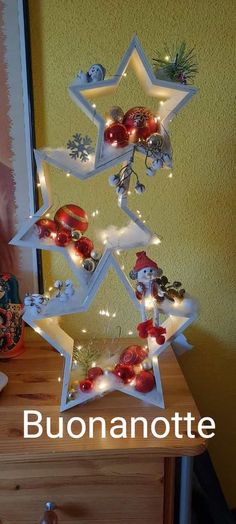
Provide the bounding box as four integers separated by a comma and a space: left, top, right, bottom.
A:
144, 270, 146, 273
150, 269, 153, 272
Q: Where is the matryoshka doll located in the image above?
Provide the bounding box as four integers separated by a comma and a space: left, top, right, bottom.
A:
0, 273, 24, 358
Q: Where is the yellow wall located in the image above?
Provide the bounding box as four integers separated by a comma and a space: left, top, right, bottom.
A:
29, 0, 236, 507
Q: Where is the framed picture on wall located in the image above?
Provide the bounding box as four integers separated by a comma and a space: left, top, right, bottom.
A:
0, 0, 42, 297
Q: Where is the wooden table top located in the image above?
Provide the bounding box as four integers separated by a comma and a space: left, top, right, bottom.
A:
0, 332, 206, 462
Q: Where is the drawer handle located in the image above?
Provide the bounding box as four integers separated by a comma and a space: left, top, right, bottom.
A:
40, 502, 58, 524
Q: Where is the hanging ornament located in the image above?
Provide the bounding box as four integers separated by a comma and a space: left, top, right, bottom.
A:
106, 106, 124, 124
104, 123, 129, 148
108, 174, 120, 187
35, 219, 57, 240
135, 371, 155, 393
79, 379, 94, 393
142, 358, 153, 371
134, 182, 146, 194
68, 388, 76, 400
87, 366, 104, 381
74, 237, 94, 258
54, 204, 88, 233
123, 106, 159, 142
116, 184, 126, 195
120, 345, 147, 366
71, 230, 82, 242
82, 258, 96, 272
55, 228, 72, 247
90, 250, 101, 261
146, 132, 163, 150
113, 363, 135, 384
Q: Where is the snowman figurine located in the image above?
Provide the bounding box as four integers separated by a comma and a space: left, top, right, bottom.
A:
131, 251, 166, 344
77, 63, 106, 85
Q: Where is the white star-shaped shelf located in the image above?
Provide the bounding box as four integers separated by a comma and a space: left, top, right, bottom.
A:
32, 34, 197, 181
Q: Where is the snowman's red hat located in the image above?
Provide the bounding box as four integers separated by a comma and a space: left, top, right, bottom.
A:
134, 251, 158, 272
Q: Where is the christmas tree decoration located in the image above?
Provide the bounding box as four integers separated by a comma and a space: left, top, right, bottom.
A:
54, 204, 89, 233
77, 63, 106, 85
113, 363, 135, 384
123, 106, 159, 142
67, 133, 94, 161
55, 228, 72, 247
0, 274, 24, 358
87, 366, 104, 381
135, 370, 155, 393
35, 218, 57, 240
74, 236, 94, 258
153, 42, 198, 84
11, 36, 198, 411
106, 106, 124, 124
104, 122, 129, 148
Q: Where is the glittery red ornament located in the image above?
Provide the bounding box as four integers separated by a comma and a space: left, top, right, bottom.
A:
35, 219, 57, 240
54, 204, 88, 233
135, 371, 155, 393
74, 237, 94, 258
55, 228, 72, 247
104, 123, 129, 148
123, 106, 159, 142
80, 379, 94, 393
120, 345, 147, 365
87, 367, 104, 381
114, 363, 135, 384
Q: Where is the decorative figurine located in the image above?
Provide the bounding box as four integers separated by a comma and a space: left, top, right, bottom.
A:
77, 64, 106, 85
0, 273, 24, 358
24, 293, 49, 314
131, 252, 166, 344
54, 280, 75, 302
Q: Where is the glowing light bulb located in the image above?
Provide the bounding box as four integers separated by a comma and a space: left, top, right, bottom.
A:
45, 213, 50, 218
81, 329, 87, 333
92, 103, 96, 108
66, 173, 70, 177
123, 72, 127, 77
128, 330, 133, 335
37, 182, 41, 187
168, 172, 173, 178
48, 287, 53, 292
58, 377, 61, 383
165, 55, 170, 61
160, 100, 164, 106
29, 215, 32, 219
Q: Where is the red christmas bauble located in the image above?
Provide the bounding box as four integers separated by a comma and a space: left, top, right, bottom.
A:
123, 106, 159, 142
54, 204, 88, 233
74, 237, 94, 258
55, 228, 72, 247
135, 371, 155, 393
114, 363, 135, 384
120, 345, 147, 365
80, 379, 94, 393
87, 367, 104, 381
104, 123, 129, 148
35, 219, 57, 240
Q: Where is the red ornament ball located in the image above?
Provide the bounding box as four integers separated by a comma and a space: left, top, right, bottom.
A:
55, 228, 72, 247
123, 106, 159, 142
114, 363, 135, 384
74, 236, 94, 258
54, 204, 88, 233
120, 345, 147, 365
135, 371, 155, 393
35, 219, 57, 240
80, 379, 94, 393
87, 367, 104, 381
104, 123, 129, 148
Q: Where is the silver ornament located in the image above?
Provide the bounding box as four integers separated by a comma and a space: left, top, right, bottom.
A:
135, 182, 146, 194
67, 388, 76, 401
71, 230, 82, 241
107, 106, 124, 123
146, 167, 155, 177
91, 249, 101, 261
142, 358, 153, 370
116, 185, 126, 195
82, 258, 96, 272
146, 132, 163, 149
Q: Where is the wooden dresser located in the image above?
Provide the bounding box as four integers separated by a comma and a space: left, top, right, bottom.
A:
0, 334, 205, 523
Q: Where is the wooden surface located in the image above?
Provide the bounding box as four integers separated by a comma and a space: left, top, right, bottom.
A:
0, 332, 206, 461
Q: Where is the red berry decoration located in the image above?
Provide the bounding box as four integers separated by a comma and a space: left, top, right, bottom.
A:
79, 379, 93, 393
135, 371, 155, 393
35, 219, 57, 240
114, 363, 135, 384
120, 345, 147, 365
74, 237, 94, 258
104, 123, 129, 148
55, 228, 72, 247
87, 367, 104, 381
54, 204, 88, 233
123, 106, 159, 142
